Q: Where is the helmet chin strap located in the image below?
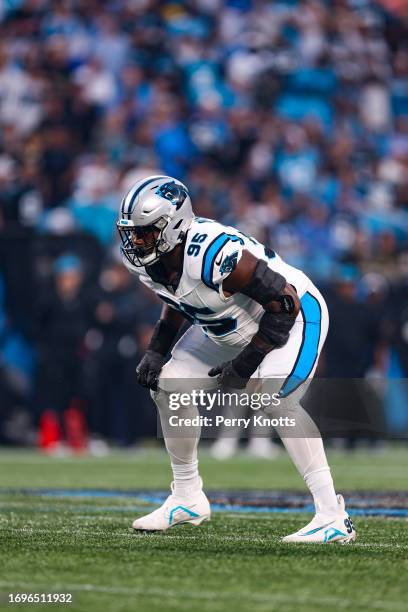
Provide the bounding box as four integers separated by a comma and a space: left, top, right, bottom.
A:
158, 238, 171, 254
158, 228, 186, 258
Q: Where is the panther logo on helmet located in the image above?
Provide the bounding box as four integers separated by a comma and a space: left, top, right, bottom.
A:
156, 182, 188, 210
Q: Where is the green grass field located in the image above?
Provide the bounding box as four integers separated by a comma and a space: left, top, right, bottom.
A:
1, 446, 408, 612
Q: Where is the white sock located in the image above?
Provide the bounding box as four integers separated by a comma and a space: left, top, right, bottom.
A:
152, 389, 202, 498
273, 401, 339, 515
304, 466, 338, 516
171, 459, 201, 497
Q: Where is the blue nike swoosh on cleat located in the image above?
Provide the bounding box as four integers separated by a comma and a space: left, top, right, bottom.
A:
324, 527, 347, 543
300, 520, 336, 536
168, 505, 199, 526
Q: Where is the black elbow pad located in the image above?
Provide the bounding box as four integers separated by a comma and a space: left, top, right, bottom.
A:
241, 260, 286, 306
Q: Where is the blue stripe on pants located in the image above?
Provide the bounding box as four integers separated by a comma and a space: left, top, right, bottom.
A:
279, 291, 322, 398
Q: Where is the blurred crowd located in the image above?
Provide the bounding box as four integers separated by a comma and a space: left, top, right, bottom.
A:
0, 0, 407, 448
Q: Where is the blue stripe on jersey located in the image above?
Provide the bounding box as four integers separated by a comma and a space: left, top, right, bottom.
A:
122, 176, 166, 216
201, 233, 230, 290
278, 292, 322, 398
201, 233, 244, 291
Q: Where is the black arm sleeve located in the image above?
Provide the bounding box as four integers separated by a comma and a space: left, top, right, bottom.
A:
231, 311, 297, 379
256, 311, 296, 347
241, 259, 297, 346
240, 260, 286, 305
148, 319, 180, 356
230, 262, 298, 378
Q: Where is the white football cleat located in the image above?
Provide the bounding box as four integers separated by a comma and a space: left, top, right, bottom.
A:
282, 494, 356, 544
132, 482, 211, 532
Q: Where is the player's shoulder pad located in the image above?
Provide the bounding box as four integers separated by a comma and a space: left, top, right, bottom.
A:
184, 218, 245, 290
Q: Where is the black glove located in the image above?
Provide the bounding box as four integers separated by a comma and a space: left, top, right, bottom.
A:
208, 361, 249, 389
136, 350, 166, 391
208, 342, 268, 389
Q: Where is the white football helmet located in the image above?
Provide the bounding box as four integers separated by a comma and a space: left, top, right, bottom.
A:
117, 175, 194, 267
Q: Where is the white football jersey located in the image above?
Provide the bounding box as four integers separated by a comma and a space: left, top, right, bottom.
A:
123, 217, 310, 348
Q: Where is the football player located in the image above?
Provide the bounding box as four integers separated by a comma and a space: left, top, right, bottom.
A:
117, 175, 356, 544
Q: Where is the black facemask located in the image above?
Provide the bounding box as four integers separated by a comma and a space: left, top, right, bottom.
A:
117, 223, 162, 267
